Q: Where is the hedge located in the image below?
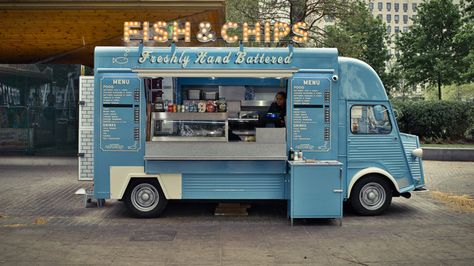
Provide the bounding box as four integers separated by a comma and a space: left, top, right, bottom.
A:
391, 100, 474, 142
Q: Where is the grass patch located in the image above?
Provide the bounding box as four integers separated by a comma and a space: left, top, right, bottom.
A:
3, 224, 27, 228
431, 191, 474, 212
34, 217, 48, 225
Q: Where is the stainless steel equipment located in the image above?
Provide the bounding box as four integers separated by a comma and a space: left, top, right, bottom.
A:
151, 112, 228, 142
203, 91, 218, 100
188, 89, 201, 100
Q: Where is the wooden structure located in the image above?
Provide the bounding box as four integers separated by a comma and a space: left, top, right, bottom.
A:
0, 0, 226, 66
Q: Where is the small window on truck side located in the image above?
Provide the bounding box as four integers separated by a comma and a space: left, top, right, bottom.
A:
350, 105, 392, 134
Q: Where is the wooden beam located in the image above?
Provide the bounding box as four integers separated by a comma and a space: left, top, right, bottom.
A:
0, 1, 226, 10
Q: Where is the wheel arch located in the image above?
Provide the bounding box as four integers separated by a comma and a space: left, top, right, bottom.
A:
122, 176, 162, 199
347, 167, 400, 198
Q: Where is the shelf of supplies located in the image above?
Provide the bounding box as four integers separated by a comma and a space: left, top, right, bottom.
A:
151, 112, 228, 121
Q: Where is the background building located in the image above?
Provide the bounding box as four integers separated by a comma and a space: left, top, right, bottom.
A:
367, 0, 460, 55
0, 0, 226, 154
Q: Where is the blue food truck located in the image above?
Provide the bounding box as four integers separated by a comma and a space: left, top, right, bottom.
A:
89, 45, 425, 221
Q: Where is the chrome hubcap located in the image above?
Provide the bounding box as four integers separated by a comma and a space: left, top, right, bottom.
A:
359, 182, 386, 210
141, 193, 150, 201
131, 183, 159, 212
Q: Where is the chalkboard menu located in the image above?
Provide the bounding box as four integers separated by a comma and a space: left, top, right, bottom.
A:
291, 76, 331, 152
100, 77, 141, 152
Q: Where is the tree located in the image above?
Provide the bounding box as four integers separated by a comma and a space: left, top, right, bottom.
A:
227, 0, 351, 46
455, 0, 474, 82
323, 1, 392, 92
226, 0, 259, 23
396, 0, 463, 100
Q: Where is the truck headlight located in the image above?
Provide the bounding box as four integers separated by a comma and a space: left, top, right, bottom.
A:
412, 148, 423, 158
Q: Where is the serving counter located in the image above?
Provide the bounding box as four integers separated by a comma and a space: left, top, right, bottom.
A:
147, 110, 287, 160
144, 141, 287, 160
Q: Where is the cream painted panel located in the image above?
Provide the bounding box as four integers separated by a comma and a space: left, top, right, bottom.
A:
347, 167, 400, 198
109, 166, 182, 199
158, 174, 182, 199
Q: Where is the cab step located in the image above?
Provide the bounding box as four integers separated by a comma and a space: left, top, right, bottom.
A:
414, 187, 429, 192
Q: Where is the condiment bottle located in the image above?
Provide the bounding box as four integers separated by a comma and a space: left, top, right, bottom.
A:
289, 148, 295, 161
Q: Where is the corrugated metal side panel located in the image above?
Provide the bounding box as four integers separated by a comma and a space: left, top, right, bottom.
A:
182, 174, 285, 199
348, 135, 408, 179
400, 133, 423, 184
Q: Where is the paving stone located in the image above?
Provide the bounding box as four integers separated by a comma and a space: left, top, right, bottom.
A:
0, 156, 473, 265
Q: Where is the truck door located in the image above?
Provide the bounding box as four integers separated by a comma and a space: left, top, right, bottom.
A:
347, 102, 412, 192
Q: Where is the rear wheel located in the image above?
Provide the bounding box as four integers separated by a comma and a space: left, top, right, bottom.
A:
124, 179, 167, 218
350, 175, 392, 216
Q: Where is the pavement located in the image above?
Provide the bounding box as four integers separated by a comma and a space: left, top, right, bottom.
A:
423, 160, 474, 197
0, 156, 473, 265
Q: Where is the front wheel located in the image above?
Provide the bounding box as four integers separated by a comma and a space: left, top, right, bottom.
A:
124, 179, 167, 218
350, 176, 392, 216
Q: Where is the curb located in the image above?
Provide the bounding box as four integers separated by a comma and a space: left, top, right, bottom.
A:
423, 147, 474, 162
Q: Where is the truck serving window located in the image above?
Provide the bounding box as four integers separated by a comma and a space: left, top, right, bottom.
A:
350, 105, 392, 134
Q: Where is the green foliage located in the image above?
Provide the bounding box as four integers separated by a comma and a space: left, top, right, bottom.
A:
424, 83, 474, 101
395, 0, 466, 100
324, 1, 390, 92
226, 0, 259, 22
392, 100, 474, 141
461, 0, 474, 21
454, 20, 474, 82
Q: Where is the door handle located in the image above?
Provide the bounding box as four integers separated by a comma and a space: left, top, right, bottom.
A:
333, 189, 343, 193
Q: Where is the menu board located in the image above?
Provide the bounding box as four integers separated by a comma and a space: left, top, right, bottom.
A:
291, 76, 331, 152
100, 77, 141, 152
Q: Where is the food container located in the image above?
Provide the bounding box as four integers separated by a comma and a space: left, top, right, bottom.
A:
206, 100, 216, 112
203, 91, 218, 100
217, 98, 227, 112
239, 135, 256, 142
188, 89, 201, 100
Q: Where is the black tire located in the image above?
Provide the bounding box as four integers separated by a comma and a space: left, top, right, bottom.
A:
350, 175, 392, 216
123, 179, 167, 218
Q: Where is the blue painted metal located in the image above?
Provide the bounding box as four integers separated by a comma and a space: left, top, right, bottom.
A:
289, 163, 343, 219
145, 160, 286, 174
94, 46, 338, 71
400, 133, 425, 188
346, 100, 414, 193
338, 57, 388, 101
288, 71, 338, 161
93, 73, 145, 199
92, 46, 423, 206
182, 174, 285, 199
146, 161, 286, 199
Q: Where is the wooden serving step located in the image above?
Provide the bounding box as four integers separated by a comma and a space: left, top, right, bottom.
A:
214, 203, 251, 216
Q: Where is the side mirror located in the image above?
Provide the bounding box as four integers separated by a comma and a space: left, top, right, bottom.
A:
392, 109, 400, 119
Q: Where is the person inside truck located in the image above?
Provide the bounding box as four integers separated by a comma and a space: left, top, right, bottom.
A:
266, 91, 287, 127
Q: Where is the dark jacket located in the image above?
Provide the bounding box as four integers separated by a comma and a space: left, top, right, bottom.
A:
267, 102, 286, 127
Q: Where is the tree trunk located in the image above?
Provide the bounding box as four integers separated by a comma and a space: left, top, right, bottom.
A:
437, 75, 442, 100
289, 0, 307, 24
